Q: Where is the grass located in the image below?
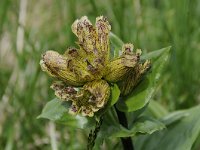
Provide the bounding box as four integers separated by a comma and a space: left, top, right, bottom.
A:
0, 0, 200, 149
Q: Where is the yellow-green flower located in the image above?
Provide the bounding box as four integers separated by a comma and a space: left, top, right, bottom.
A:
40, 16, 150, 117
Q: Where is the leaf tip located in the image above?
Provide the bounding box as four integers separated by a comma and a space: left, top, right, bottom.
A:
36, 114, 42, 119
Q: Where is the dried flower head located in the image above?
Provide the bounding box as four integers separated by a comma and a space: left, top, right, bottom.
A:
40, 16, 150, 117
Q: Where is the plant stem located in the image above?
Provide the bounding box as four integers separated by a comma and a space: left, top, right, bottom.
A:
87, 117, 103, 150
115, 105, 134, 150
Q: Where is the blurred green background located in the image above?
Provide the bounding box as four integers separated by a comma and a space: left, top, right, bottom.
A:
0, 0, 200, 149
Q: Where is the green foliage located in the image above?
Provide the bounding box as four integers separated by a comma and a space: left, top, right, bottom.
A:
160, 110, 189, 126
109, 84, 121, 106
99, 109, 165, 138
37, 98, 95, 129
38, 45, 170, 136
147, 100, 169, 118
0, 0, 200, 149
135, 105, 200, 150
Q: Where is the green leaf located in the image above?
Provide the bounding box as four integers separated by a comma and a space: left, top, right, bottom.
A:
111, 116, 165, 138
148, 100, 169, 118
127, 103, 149, 127
109, 32, 124, 57
110, 84, 120, 106
141, 46, 171, 60
37, 98, 95, 128
135, 105, 200, 150
116, 46, 171, 112
160, 110, 189, 126
99, 108, 165, 138
37, 98, 70, 121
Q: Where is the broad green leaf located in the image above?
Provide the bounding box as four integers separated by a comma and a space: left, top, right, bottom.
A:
135, 105, 200, 150
160, 110, 189, 126
193, 134, 200, 150
37, 98, 71, 121
141, 46, 171, 60
116, 46, 171, 112
127, 103, 149, 127
110, 84, 120, 106
98, 108, 165, 139
111, 116, 165, 138
148, 100, 169, 118
37, 98, 95, 128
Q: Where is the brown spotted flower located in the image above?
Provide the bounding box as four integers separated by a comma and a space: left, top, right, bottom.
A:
40, 16, 150, 117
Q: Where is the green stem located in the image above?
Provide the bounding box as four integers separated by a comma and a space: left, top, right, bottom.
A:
115, 105, 134, 150
87, 117, 103, 150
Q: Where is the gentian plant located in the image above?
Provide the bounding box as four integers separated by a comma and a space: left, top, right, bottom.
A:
38, 16, 171, 150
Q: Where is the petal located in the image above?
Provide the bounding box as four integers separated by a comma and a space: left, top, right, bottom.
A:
71, 16, 108, 79
104, 43, 139, 82
81, 106, 94, 117
66, 80, 110, 117
83, 79, 110, 108
50, 81, 77, 100
95, 16, 111, 63
69, 103, 80, 115
50, 80, 110, 117
118, 60, 151, 95
121, 44, 140, 67
71, 16, 97, 53
122, 43, 134, 54
64, 47, 98, 81
104, 57, 133, 82
41, 50, 89, 86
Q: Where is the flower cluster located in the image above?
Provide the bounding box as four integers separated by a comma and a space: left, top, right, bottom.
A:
40, 16, 150, 117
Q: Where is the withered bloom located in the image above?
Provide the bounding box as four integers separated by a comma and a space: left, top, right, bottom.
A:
40, 16, 150, 117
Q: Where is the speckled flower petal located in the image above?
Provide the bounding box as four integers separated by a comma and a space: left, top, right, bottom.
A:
69, 103, 80, 115
71, 16, 97, 53
104, 43, 139, 82
71, 16, 110, 79
118, 60, 151, 95
95, 16, 111, 63
121, 43, 140, 67
64, 47, 98, 81
40, 50, 97, 86
104, 58, 132, 82
68, 80, 110, 117
50, 81, 77, 101
83, 79, 110, 108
